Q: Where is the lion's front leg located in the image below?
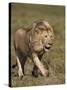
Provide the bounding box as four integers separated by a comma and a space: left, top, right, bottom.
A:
32, 54, 43, 77
32, 53, 49, 77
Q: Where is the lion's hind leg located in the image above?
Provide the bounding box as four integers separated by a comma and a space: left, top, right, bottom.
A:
16, 56, 24, 79
15, 50, 25, 79
32, 65, 39, 77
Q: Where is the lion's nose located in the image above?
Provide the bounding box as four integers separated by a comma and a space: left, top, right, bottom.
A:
48, 43, 53, 46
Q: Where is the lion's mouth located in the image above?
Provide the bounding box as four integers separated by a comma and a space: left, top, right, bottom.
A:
45, 46, 50, 49
44, 46, 51, 52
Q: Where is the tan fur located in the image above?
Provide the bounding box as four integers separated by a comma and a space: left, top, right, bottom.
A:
14, 20, 54, 78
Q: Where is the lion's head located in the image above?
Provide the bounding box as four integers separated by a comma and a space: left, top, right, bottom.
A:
30, 20, 54, 53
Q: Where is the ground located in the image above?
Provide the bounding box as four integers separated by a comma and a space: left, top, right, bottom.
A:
10, 3, 65, 87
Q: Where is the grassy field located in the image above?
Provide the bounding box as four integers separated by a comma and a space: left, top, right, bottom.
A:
10, 3, 65, 87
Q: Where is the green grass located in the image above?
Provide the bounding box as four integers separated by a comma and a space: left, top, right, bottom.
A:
10, 3, 65, 87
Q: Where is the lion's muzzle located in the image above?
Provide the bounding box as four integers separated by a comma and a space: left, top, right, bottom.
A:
44, 43, 52, 52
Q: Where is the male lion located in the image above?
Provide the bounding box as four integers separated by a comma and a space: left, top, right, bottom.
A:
13, 20, 54, 79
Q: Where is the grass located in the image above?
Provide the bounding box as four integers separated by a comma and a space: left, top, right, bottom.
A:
10, 3, 65, 87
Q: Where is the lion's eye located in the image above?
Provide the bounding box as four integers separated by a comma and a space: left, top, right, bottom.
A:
45, 35, 47, 38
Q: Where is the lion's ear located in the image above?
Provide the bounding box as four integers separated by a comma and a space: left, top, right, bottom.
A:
32, 22, 37, 30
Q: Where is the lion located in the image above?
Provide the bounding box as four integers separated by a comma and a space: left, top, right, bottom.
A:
13, 19, 54, 79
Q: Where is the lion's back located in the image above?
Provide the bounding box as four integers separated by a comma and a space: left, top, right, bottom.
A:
14, 28, 29, 55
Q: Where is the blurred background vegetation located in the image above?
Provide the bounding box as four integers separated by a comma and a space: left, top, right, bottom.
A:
10, 3, 65, 87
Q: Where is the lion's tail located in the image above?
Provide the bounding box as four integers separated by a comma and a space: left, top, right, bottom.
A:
12, 39, 17, 69
12, 63, 17, 69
